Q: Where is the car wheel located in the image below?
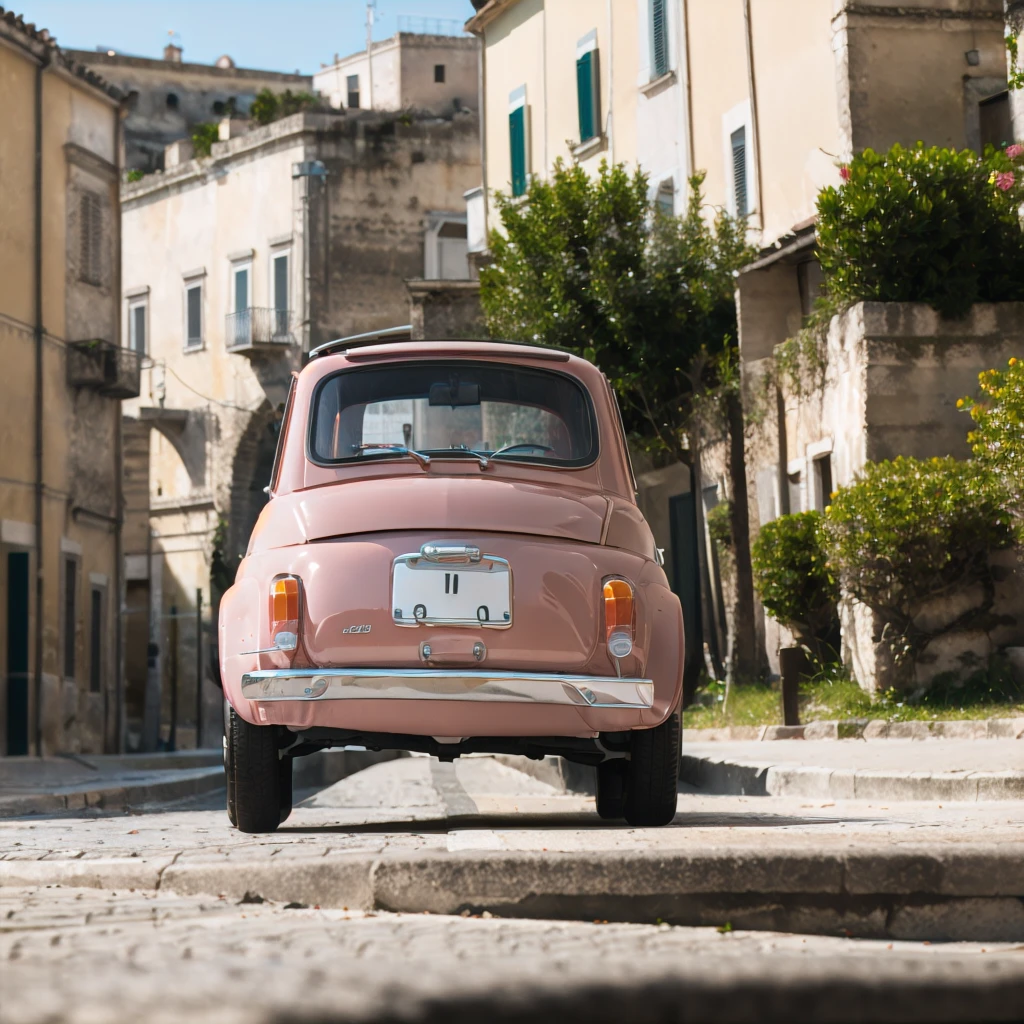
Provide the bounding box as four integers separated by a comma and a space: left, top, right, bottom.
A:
279, 755, 293, 825
229, 706, 284, 834
223, 700, 237, 828
595, 758, 627, 819
623, 709, 680, 827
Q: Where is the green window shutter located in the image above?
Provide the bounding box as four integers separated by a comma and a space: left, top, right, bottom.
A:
509, 105, 526, 197
651, 0, 668, 78
576, 49, 599, 142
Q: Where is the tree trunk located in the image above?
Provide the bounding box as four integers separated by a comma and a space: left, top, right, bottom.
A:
725, 389, 760, 682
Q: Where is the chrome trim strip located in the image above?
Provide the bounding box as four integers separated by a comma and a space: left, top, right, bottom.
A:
240, 668, 654, 710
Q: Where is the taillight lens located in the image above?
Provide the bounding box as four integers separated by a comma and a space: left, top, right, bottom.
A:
603, 578, 634, 659
269, 575, 300, 651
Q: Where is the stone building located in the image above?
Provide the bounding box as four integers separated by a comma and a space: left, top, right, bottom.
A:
120, 107, 480, 749
0, 9, 135, 755
313, 32, 479, 115
67, 43, 312, 173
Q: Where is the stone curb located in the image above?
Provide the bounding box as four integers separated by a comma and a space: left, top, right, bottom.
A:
4, 842, 1024, 941
683, 717, 1024, 743
0, 766, 226, 819
680, 753, 1024, 802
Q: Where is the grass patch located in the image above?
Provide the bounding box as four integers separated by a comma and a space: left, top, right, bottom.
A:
682, 659, 1024, 730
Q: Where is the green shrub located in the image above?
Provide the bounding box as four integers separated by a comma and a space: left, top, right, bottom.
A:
751, 511, 838, 655
824, 456, 1014, 676
191, 122, 219, 158
250, 88, 322, 126
816, 143, 1024, 319
961, 356, 1024, 524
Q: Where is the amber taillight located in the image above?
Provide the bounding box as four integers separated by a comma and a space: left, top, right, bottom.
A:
603, 578, 634, 659
270, 575, 301, 652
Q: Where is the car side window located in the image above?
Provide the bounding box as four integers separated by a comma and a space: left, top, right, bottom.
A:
268, 374, 298, 495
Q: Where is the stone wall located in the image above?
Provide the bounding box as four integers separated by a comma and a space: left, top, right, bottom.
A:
743, 300, 1024, 691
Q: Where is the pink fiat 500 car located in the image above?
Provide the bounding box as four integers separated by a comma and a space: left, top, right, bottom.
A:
219, 334, 684, 833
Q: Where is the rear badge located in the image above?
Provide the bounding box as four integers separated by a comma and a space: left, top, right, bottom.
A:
342, 624, 372, 634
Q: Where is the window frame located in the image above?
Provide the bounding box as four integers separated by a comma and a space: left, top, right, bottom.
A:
305, 360, 602, 472
183, 275, 205, 351
649, 0, 670, 80
128, 294, 148, 357
575, 30, 600, 144
508, 85, 528, 198
79, 191, 104, 287
721, 100, 753, 220
346, 73, 360, 109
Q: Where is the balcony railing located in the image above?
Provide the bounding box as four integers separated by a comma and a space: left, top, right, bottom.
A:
67, 340, 142, 399
225, 307, 294, 354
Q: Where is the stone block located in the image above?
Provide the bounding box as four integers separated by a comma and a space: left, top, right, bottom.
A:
862, 719, 889, 739
803, 721, 838, 740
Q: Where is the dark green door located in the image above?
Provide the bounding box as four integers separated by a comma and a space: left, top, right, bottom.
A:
669, 492, 703, 696
6, 551, 30, 755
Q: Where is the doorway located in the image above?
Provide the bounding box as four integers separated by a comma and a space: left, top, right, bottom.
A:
6, 550, 30, 755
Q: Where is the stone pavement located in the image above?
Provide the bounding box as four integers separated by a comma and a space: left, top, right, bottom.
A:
3, 885, 1023, 1024
682, 737, 1024, 801
3, 756, 1024, 941
0, 750, 224, 817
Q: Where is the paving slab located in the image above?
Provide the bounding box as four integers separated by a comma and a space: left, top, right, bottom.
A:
682, 738, 1024, 801
3, 756, 1024, 941
2, 886, 1024, 1024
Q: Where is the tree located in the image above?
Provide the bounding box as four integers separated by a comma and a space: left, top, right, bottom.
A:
481, 160, 752, 464
480, 161, 759, 681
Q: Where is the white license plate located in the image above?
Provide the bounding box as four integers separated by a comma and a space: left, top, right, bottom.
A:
392, 555, 511, 627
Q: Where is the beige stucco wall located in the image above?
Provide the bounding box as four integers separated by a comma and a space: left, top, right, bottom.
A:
0, 33, 123, 755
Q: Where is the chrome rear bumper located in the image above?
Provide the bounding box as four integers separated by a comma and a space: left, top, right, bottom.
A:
240, 668, 654, 710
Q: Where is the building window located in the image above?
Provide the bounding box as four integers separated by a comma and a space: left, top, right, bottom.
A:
272, 250, 290, 336
233, 262, 250, 314
655, 179, 674, 216
185, 280, 203, 349
434, 64, 446, 83
508, 85, 528, 197
650, 0, 669, 79
79, 192, 103, 286
63, 557, 77, 680
166, 92, 179, 109
89, 587, 103, 693
576, 31, 600, 143
347, 74, 360, 109
128, 297, 147, 356
731, 126, 748, 218
812, 453, 833, 512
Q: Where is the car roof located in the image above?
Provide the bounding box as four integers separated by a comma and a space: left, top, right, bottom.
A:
308, 331, 576, 364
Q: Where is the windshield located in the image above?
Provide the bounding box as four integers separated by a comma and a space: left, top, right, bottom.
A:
309, 361, 598, 467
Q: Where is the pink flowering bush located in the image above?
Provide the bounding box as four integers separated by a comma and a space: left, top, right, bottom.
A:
818, 143, 1024, 318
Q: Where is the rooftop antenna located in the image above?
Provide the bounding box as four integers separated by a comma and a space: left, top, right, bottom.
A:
366, 0, 376, 110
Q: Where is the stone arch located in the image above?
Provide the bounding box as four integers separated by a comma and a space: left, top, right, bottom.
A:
225, 401, 282, 571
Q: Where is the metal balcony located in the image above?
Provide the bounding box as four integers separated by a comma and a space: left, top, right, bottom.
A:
225, 307, 294, 354
67, 340, 142, 399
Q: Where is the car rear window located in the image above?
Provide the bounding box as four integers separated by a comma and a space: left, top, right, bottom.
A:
309, 361, 598, 468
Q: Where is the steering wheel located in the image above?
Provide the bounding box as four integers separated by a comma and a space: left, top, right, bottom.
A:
492, 443, 556, 456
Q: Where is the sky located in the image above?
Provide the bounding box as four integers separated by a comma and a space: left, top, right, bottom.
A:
18, 0, 478, 75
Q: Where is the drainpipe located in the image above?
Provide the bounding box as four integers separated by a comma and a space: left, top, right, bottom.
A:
742, 0, 765, 229
33, 52, 47, 757
477, 33, 489, 238
606, 0, 614, 163
679, 0, 695, 178
113, 101, 126, 753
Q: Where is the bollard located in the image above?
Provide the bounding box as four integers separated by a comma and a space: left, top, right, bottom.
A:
778, 646, 809, 726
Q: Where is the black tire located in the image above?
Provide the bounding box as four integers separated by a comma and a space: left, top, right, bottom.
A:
623, 709, 681, 827
229, 706, 284, 834
223, 700, 237, 828
278, 755, 293, 825
595, 758, 627, 819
